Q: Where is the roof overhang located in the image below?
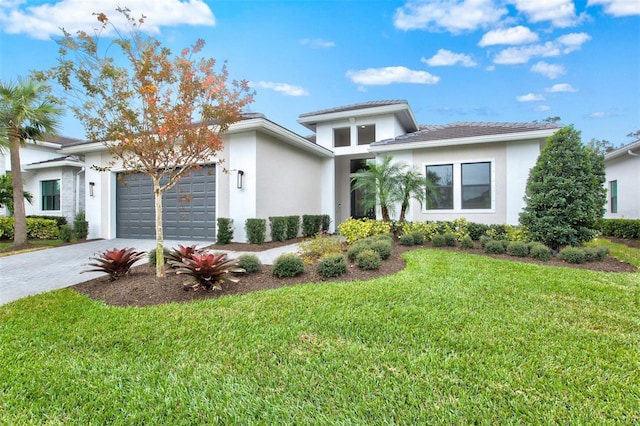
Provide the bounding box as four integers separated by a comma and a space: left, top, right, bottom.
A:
297, 103, 418, 133
24, 159, 84, 170
605, 139, 640, 161
369, 128, 557, 153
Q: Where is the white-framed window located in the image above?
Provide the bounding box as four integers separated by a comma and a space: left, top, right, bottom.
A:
41, 179, 60, 211
609, 180, 618, 213
333, 127, 350, 147
357, 124, 376, 145
424, 160, 495, 212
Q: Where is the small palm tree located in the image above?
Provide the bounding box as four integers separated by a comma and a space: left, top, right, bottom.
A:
351, 156, 403, 222
396, 168, 437, 224
0, 174, 33, 215
0, 79, 63, 245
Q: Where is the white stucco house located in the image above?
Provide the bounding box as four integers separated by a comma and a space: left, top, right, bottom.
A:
3, 100, 564, 241
603, 139, 640, 219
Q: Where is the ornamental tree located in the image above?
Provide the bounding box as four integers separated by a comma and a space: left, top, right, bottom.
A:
519, 126, 606, 251
38, 8, 253, 277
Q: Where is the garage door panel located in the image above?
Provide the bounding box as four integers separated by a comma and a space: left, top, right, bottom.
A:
116, 165, 216, 240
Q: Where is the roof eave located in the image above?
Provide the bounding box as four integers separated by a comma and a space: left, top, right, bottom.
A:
297, 103, 417, 132
24, 160, 84, 170
604, 139, 640, 161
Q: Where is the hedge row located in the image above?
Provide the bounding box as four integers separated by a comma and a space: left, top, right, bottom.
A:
0, 217, 59, 240
597, 219, 640, 239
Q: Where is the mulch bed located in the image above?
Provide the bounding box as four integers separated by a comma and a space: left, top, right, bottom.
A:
72, 238, 637, 308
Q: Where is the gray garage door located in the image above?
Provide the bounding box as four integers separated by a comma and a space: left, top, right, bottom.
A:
116, 165, 216, 240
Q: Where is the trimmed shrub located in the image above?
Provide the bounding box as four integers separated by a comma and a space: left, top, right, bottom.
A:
321, 215, 331, 233
401, 221, 439, 242
467, 222, 489, 240
460, 235, 474, 249
245, 218, 266, 245
59, 224, 73, 242
302, 215, 325, 237
370, 239, 393, 260
410, 232, 424, 245
557, 247, 587, 264
431, 234, 447, 247
355, 249, 381, 270
507, 241, 529, 257
529, 243, 552, 261
148, 247, 170, 266
317, 254, 347, 278
27, 218, 59, 240
485, 240, 506, 254
479, 235, 492, 248
338, 217, 392, 243
27, 215, 67, 228
216, 217, 234, 245
273, 253, 305, 278
0, 217, 12, 239
298, 233, 342, 263
347, 240, 371, 261
285, 216, 300, 240
73, 212, 89, 240
486, 224, 508, 240
236, 254, 261, 274
399, 234, 415, 246
443, 233, 457, 247
598, 218, 640, 239
593, 246, 609, 261
269, 216, 288, 242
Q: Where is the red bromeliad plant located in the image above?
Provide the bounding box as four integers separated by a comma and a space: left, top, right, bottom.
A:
172, 252, 244, 291
82, 247, 146, 281
166, 244, 201, 266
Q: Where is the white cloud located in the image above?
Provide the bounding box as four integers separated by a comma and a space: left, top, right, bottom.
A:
478, 26, 539, 47
589, 111, 611, 118
511, 0, 582, 28
557, 32, 591, 53
422, 49, 477, 67
531, 61, 566, 79
252, 81, 309, 96
393, 0, 506, 33
300, 38, 335, 49
588, 0, 640, 17
546, 83, 577, 92
493, 42, 560, 64
535, 105, 552, 111
346, 66, 440, 85
0, 0, 215, 39
517, 93, 545, 102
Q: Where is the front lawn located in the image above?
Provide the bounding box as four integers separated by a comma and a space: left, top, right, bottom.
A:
1, 249, 638, 424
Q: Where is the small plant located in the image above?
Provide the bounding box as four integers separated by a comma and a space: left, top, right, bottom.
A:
82, 247, 146, 280
59, 224, 73, 242
443, 233, 457, 247
317, 254, 347, 278
460, 235, 474, 249
173, 253, 243, 290
338, 217, 392, 243
479, 235, 492, 248
148, 247, 170, 266
347, 240, 371, 261
370, 239, 393, 260
529, 243, 551, 261
286, 216, 300, 240
236, 254, 261, 274
216, 217, 234, 245
298, 232, 342, 264
507, 241, 529, 257
593, 246, 609, 261
431, 234, 447, 247
399, 234, 415, 246
245, 218, 266, 244
484, 240, 506, 254
73, 211, 89, 240
166, 244, 201, 265
273, 253, 305, 278
557, 247, 586, 264
355, 248, 381, 270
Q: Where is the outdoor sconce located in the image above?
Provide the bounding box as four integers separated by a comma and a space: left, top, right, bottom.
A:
237, 170, 244, 189
89, 182, 95, 197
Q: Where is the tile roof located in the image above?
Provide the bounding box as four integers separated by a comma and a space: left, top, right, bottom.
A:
372, 121, 561, 146
299, 100, 408, 118
27, 155, 83, 166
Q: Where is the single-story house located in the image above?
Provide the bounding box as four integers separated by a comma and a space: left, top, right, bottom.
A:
603, 139, 640, 219
3, 100, 565, 241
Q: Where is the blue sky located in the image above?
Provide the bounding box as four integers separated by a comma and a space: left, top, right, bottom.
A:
1, 0, 638, 145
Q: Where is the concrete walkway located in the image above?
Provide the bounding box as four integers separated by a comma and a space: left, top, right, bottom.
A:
0, 239, 301, 306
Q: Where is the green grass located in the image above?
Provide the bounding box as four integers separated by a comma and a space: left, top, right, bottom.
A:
0, 239, 65, 255
1, 249, 639, 424
588, 238, 640, 268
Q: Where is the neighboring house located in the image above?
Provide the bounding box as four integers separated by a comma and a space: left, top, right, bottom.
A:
0, 137, 85, 224
603, 139, 640, 219
6, 100, 562, 242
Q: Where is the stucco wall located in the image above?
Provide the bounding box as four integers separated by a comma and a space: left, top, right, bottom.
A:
604, 155, 640, 219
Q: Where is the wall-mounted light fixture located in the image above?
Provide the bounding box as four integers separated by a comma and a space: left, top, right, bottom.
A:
89, 182, 95, 197
237, 170, 244, 189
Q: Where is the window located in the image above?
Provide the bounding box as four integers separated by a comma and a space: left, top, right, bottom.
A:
350, 158, 376, 219
461, 162, 491, 209
426, 164, 453, 209
41, 180, 60, 211
334, 127, 350, 147
610, 180, 618, 213
357, 124, 375, 145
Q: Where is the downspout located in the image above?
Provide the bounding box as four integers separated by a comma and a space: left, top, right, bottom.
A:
628, 150, 640, 157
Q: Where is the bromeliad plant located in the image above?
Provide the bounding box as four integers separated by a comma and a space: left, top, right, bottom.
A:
82, 247, 146, 280
171, 252, 244, 291
166, 244, 201, 267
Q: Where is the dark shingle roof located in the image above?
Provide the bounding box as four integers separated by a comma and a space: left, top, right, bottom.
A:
299, 100, 408, 118
372, 121, 561, 146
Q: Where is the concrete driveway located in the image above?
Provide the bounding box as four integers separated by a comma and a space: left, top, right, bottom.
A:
0, 238, 299, 306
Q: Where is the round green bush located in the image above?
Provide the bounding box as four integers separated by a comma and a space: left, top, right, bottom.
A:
460, 235, 474, 249
443, 233, 457, 247
148, 247, 170, 266
370, 239, 393, 260
355, 248, 381, 270
479, 235, 492, 248
507, 241, 529, 257
557, 247, 586, 264
374, 233, 394, 243
59, 224, 73, 242
431, 234, 447, 247
594, 246, 609, 261
399, 234, 415, 246
410, 232, 425, 245
484, 240, 506, 254
273, 253, 305, 277
347, 240, 371, 261
529, 243, 551, 261
317, 254, 347, 278
237, 254, 261, 273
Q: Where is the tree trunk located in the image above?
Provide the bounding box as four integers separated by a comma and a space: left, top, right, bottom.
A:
381, 206, 391, 223
10, 134, 27, 246
153, 178, 165, 278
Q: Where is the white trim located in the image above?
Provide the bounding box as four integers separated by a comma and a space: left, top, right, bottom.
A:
24, 160, 84, 170
298, 103, 417, 131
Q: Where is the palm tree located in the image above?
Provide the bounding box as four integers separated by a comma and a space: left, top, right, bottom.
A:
396, 168, 437, 224
0, 174, 33, 215
351, 156, 403, 222
0, 79, 63, 245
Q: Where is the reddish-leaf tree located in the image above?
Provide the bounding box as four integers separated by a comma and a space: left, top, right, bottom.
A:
38, 7, 253, 277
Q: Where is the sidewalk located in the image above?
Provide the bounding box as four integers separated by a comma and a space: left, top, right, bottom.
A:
0, 239, 300, 306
